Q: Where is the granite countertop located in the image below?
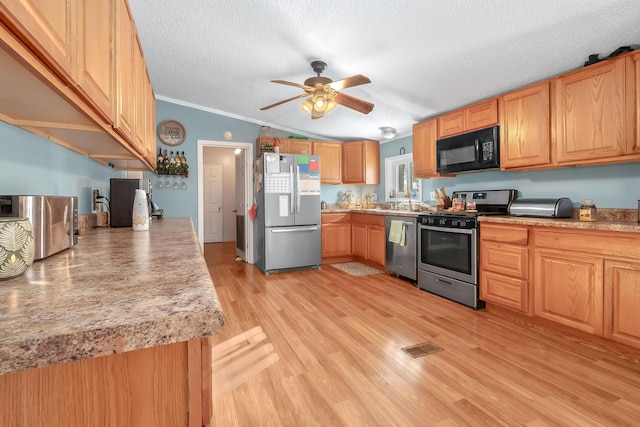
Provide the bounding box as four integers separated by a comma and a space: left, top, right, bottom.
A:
0, 217, 224, 376
322, 208, 424, 218
479, 214, 640, 233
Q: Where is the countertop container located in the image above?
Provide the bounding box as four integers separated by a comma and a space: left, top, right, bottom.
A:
0, 217, 34, 280
508, 198, 573, 218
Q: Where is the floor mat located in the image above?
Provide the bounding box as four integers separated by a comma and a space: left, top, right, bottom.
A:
330, 262, 383, 277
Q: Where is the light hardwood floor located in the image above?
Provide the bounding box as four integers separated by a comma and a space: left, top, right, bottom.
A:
204, 242, 640, 426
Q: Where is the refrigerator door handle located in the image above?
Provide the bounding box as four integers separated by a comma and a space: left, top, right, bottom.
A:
290, 165, 295, 214
296, 165, 301, 214
270, 226, 319, 233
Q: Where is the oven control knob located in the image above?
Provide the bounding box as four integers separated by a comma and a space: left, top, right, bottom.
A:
451, 220, 458, 226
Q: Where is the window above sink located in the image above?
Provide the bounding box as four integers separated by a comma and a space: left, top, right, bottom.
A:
385, 153, 422, 203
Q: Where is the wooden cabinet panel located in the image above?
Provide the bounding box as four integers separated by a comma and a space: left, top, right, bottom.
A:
75, 0, 113, 123
341, 140, 379, 184
367, 225, 385, 266
480, 223, 528, 245
437, 110, 465, 138
0, 0, 75, 81
412, 118, 439, 178
145, 71, 157, 164
534, 249, 603, 335
604, 260, 640, 349
351, 223, 367, 258
481, 241, 528, 279
555, 58, 629, 164
500, 82, 551, 169
481, 270, 528, 312
322, 223, 351, 257
466, 98, 498, 131
113, 0, 135, 143
283, 139, 312, 154
313, 141, 341, 184
634, 53, 640, 154
133, 37, 146, 154
437, 98, 498, 138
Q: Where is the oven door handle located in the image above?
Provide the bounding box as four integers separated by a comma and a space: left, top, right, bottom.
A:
420, 225, 475, 235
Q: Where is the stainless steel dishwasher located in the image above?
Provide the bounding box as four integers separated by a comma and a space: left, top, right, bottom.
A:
385, 216, 417, 281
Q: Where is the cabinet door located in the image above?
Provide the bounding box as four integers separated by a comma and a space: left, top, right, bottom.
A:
534, 249, 603, 335
604, 260, 640, 349
133, 37, 146, 154
555, 58, 629, 164
634, 53, 640, 154
351, 223, 367, 258
465, 98, 498, 131
113, 0, 135, 144
321, 223, 351, 258
284, 139, 312, 154
480, 270, 528, 313
342, 141, 365, 184
413, 119, 438, 178
0, 0, 75, 82
145, 72, 156, 165
75, 0, 113, 123
313, 142, 341, 184
500, 82, 550, 169
367, 225, 385, 266
480, 241, 528, 279
437, 110, 465, 138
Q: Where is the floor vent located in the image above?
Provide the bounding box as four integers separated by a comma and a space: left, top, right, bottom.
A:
401, 342, 443, 358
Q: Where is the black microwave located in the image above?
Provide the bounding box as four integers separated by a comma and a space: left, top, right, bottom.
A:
436, 126, 500, 174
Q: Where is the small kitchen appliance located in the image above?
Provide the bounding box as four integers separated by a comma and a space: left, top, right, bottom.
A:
417, 189, 516, 309
508, 197, 573, 218
0, 195, 77, 260
436, 126, 500, 174
110, 178, 139, 227
254, 153, 321, 273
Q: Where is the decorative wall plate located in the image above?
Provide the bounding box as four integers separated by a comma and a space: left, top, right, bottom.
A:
157, 120, 186, 146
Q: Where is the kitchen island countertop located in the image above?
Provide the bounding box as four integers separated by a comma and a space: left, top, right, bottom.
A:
0, 217, 224, 376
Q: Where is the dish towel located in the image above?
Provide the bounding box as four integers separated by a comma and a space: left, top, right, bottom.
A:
388, 220, 406, 246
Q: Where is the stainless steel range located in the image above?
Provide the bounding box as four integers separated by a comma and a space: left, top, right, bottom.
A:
417, 189, 516, 309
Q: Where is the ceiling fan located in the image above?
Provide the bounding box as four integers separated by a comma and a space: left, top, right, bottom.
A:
260, 61, 374, 119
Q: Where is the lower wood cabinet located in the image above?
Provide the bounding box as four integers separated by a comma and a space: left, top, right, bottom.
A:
321, 213, 351, 258
351, 213, 385, 266
481, 222, 640, 350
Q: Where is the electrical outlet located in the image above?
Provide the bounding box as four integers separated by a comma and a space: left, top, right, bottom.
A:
430, 191, 436, 201
93, 189, 100, 211
371, 193, 377, 202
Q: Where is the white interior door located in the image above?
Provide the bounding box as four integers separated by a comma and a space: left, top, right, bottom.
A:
204, 164, 224, 243
235, 149, 247, 260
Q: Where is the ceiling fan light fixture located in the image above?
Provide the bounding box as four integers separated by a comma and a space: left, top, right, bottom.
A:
300, 98, 314, 114
325, 99, 337, 114
380, 127, 397, 140
313, 95, 327, 112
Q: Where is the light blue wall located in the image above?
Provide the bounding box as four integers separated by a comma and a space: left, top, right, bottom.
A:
0, 121, 124, 214
374, 135, 640, 209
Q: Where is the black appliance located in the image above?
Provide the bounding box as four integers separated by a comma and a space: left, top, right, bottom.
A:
417, 189, 516, 309
436, 126, 500, 174
109, 178, 139, 227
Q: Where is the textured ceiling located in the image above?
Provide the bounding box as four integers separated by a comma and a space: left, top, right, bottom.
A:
129, 0, 640, 142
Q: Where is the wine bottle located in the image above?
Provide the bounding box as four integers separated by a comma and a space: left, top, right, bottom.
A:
157, 148, 164, 171
163, 150, 169, 170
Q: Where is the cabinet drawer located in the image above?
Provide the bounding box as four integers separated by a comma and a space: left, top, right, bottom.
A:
351, 213, 385, 226
534, 228, 640, 259
322, 213, 351, 224
480, 271, 528, 312
481, 241, 528, 279
480, 223, 528, 245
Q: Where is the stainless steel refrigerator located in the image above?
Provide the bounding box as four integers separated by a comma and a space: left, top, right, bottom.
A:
254, 152, 321, 273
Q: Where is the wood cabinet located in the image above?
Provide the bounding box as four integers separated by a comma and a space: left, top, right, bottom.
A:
0, 338, 209, 426
635, 53, 640, 152
321, 213, 351, 258
313, 141, 342, 184
604, 260, 640, 348
341, 140, 380, 184
554, 56, 636, 165
0, 0, 76, 82
499, 81, 551, 169
282, 138, 312, 154
114, 0, 136, 144
437, 98, 498, 138
479, 223, 530, 313
350, 213, 385, 266
412, 118, 439, 178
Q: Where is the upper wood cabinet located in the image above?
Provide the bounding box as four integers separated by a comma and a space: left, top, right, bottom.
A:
554, 56, 635, 165
499, 81, 551, 169
312, 141, 342, 184
114, 0, 136, 144
412, 118, 438, 178
437, 98, 498, 138
0, 0, 76, 82
634, 53, 640, 152
341, 140, 380, 184
282, 138, 312, 154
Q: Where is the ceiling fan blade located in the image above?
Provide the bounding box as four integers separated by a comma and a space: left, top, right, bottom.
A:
333, 92, 374, 114
260, 93, 309, 111
271, 80, 314, 92
326, 74, 371, 91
